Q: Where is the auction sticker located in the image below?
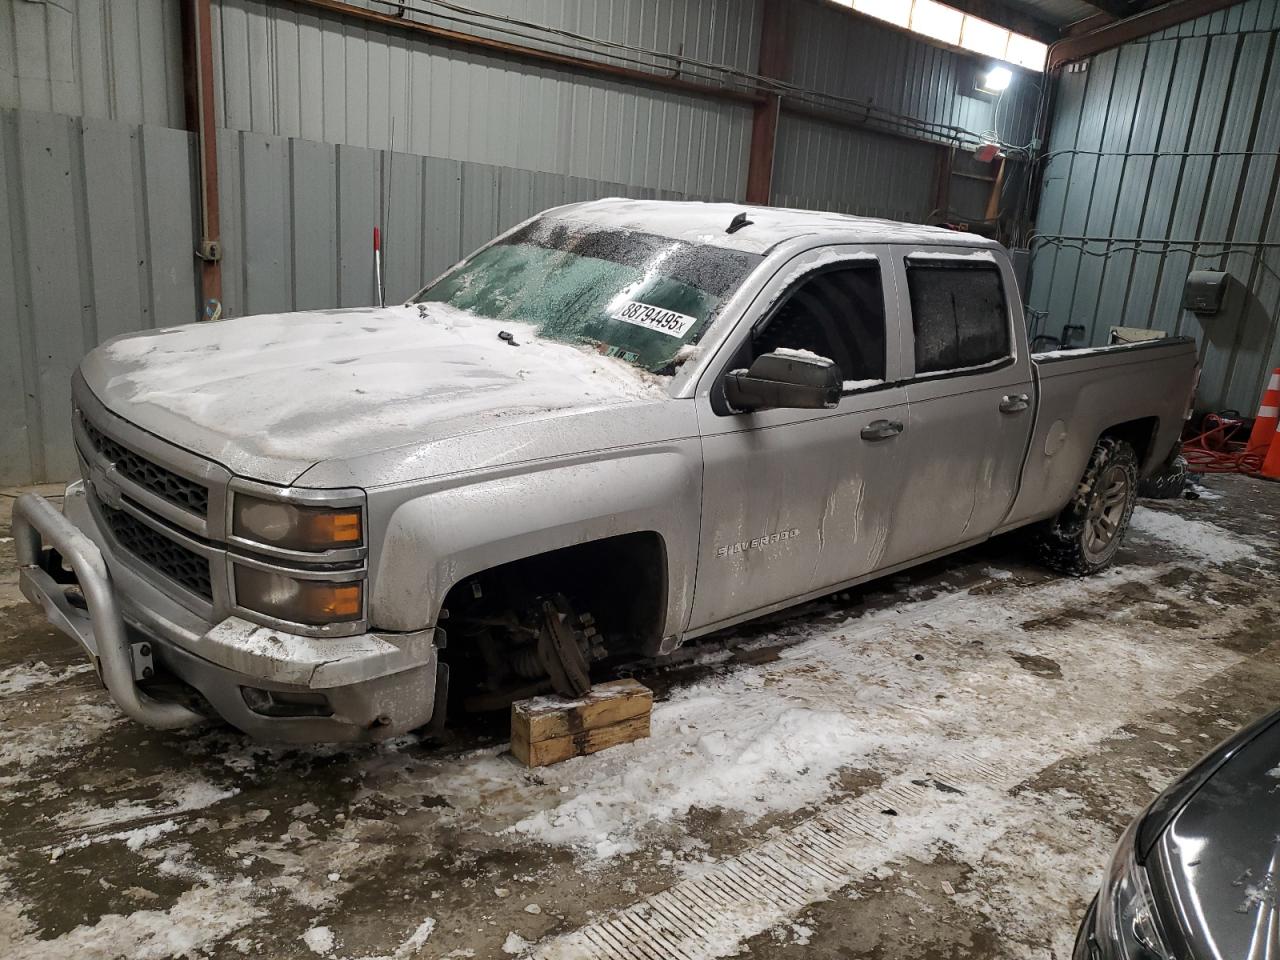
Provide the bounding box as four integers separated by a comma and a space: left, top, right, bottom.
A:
610, 300, 698, 338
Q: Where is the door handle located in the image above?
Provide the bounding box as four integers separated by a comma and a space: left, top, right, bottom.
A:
999, 394, 1031, 414
860, 419, 904, 441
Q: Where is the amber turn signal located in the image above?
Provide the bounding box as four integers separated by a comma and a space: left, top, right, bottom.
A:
233, 495, 364, 551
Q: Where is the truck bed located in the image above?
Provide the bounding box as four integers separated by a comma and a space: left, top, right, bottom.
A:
999, 336, 1199, 532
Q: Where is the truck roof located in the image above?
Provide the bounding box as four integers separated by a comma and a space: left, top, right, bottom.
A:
550, 197, 1003, 256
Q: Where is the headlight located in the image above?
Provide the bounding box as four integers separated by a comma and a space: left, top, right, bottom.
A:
234, 567, 363, 625
1095, 819, 1176, 960
233, 495, 362, 551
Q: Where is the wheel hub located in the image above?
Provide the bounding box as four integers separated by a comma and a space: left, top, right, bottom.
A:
1083, 463, 1130, 559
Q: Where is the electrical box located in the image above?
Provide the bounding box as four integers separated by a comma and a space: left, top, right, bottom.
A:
1183, 270, 1229, 316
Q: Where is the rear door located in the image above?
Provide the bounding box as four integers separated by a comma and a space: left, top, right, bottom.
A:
881, 247, 1035, 564
687, 245, 911, 634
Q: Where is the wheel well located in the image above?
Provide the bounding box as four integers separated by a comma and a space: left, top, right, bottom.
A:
441, 531, 668, 658
1100, 417, 1160, 470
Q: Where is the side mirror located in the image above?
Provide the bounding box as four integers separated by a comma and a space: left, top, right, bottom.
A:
724, 350, 842, 412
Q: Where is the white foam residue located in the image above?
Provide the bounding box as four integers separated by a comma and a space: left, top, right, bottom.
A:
1129, 506, 1256, 564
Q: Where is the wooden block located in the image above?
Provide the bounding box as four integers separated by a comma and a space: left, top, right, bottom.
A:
513, 679, 653, 742
510, 679, 653, 767
512, 713, 651, 768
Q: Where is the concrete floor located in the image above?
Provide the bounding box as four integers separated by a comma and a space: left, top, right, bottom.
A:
1, 475, 1277, 960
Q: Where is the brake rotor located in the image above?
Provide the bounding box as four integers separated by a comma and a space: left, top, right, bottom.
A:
536, 594, 593, 697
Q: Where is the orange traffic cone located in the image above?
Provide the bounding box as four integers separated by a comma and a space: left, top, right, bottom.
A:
1248, 368, 1280, 450
1263, 419, 1280, 480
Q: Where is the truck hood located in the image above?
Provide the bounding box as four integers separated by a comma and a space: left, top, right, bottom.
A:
80, 305, 669, 485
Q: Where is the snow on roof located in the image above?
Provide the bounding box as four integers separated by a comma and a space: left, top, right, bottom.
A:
551, 197, 1001, 255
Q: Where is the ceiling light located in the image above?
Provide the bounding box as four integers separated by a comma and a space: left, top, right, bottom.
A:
978, 65, 1013, 94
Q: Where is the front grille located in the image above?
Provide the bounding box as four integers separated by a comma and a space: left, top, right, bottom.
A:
102, 504, 214, 602
82, 418, 209, 517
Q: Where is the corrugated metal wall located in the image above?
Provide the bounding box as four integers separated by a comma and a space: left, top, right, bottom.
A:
0, 107, 689, 485
1029, 0, 1280, 414
208, 0, 756, 198
771, 0, 1040, 220
0, 0, 185, 124
785, 0, 1041, 147
0, 108, 198, 483
772, 116, 938, 221
214, 128, 689, 320
3, 0, 1046, 483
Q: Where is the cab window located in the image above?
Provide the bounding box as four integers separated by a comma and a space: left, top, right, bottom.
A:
905, 260, 1009, 374
750, 264, 887, 384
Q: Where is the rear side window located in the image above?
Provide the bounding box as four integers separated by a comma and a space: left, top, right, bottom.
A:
752, 264, 887, 384
905, 261, 1009, 374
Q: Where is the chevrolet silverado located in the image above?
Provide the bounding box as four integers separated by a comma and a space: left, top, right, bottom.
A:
14, 200, 1199, 742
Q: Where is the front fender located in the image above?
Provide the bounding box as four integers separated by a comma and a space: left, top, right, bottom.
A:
366, 440, 703, 642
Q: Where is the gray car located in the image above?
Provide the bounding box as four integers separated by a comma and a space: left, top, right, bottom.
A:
1075, 705, 1280, 960
13, 199, 1199, 742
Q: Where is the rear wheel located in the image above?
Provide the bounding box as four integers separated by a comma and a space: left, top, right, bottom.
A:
1034, 438, 1139, 576
1138, 443, 1189, 500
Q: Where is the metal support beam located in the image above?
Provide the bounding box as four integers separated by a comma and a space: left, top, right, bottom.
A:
1076, 0, 1134, 20
932, 145, 955, 222
745, 0, 790, 206
1048, 0, 1243, 70
285, 0, 762, 107
181, 0, 222, 316
746, 95, 782, 205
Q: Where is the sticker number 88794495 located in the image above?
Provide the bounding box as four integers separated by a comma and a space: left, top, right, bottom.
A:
610, 300, 699, 338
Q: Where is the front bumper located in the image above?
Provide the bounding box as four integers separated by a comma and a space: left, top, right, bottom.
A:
13, 484, 440, 743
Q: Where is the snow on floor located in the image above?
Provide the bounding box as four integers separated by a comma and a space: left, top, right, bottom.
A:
1129, 505, 1258, 564
509, 702, 873, 859
527, 554, 1266, 957
1, 491, 1274, 960
2, 883, 262, 960
0, 660, 94, 697
434, 555, 1255, 873
59, 779, 238, 835
0, 700, 124, 781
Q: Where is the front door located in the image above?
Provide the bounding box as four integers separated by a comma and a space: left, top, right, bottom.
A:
688, 246, 911, 635
880, 247, 1036, 564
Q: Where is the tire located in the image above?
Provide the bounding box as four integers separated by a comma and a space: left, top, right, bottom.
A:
1138, 446, 1189, 500
1034, 438, 1140, 577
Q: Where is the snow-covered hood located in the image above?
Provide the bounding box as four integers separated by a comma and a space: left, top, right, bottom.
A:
79, 305, 671, 486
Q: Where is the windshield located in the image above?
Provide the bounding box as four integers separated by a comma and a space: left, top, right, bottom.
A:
413, 216, 762, 374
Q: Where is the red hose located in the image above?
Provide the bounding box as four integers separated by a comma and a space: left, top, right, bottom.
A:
1182, 414, 1267, 475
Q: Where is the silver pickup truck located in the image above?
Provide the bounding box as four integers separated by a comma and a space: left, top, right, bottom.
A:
14, 200, 1199, 743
